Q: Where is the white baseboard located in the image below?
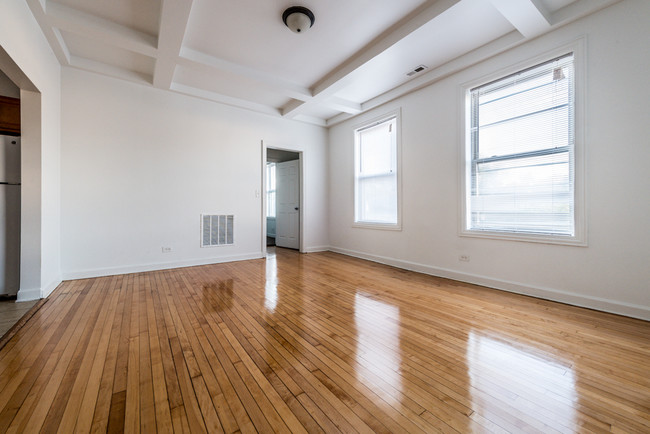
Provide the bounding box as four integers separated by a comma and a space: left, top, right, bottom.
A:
42, 278, 63, 299
16, 288, 41, 302
328, 246, 650, 321
62, 252, 264, 280
303, 245, 330, 253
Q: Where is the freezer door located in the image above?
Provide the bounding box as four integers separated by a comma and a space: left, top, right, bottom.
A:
0, 184, 20, 295
0, 135, 21, 184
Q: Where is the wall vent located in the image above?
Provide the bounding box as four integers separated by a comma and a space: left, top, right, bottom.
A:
406, 64, 428, 77
201, 214, 234, 247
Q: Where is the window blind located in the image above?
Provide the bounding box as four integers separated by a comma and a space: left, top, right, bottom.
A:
468, 53, 575, 236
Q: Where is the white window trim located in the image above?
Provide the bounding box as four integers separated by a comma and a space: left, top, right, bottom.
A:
353, 108, 403, 231
458, 40, 587, 246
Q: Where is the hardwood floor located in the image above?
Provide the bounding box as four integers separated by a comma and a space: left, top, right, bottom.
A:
0, 299, 39, 339
0, 248, 648, 433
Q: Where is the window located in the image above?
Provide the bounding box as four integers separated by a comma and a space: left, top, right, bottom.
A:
354, 113, 400, 228
266, 162, 276, 218
463, 52, 582, 243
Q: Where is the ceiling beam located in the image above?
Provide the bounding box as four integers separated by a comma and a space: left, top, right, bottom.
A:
25, 0, 71, 65
282, 0, 460, 119
315, 0, 460, 97
170, 83, 281, 116
70, 56, 153, 85
178, 48, 313, 101
323, 97, 362, 115
179, 48, 363, 116
550, 0, 624, 26
169, 84, 327, 127
326, 0, 624, 127
153, 0, 193, 89
489, 0, 551, 38
291, 115, 327, 127
46, 1, 157, 57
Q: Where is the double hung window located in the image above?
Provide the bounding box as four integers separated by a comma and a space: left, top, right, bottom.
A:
464, 53, 581, 242
354, 114, 399, 228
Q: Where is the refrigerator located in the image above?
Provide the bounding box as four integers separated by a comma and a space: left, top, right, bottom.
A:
0, 135, 20, 296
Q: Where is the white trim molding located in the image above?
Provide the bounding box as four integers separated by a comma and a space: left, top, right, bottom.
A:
302, 246, 330, 253
328, 246, 650, 321
16, 287, 42, 302
42, 278, 63, 299
62, 252, 264, 280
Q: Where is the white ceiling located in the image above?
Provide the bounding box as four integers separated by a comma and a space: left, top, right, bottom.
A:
27, 0, 621, 126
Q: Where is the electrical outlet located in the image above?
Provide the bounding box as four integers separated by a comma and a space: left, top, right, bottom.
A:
459, 254, 470, 262
162, 247, 173, 253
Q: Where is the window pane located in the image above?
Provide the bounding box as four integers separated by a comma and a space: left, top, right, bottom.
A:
359, 120, 395, 175
478, 106, 569, 158
267, 191, 276, 218
358, 174, 397, 223
471, 152, 573, 234
478, 78, 569, 127
266, 163, 276, 218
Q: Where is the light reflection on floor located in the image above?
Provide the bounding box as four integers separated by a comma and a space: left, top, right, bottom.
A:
354, 293, 403, 395
264, 248, 278, 312
467, 331, 577, 431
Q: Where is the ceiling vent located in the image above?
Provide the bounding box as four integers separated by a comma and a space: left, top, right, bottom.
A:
406, 65, 428, 77
201, 214, 234, 247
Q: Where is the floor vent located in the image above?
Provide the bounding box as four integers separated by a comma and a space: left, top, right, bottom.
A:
201, 214, 234, 247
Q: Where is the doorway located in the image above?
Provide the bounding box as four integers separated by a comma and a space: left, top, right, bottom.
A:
263, 145, 302, 255
0, 45, 44, 301
0, 68, 21, 298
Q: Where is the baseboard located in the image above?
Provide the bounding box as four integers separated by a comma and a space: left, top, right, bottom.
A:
42, 278, 63, 299
328, 246, 650, 321
62, 252, 265, 280
16, 288, 41, 302
303, 245, 330, 253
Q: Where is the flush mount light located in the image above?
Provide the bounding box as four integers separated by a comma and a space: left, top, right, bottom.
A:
282, 6, 315, 33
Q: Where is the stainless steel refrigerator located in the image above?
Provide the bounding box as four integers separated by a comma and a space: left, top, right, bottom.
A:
0, 135, 20, 296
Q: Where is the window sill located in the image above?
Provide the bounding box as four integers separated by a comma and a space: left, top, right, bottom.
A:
353, 222, 402, 231
460, 229, 587, 246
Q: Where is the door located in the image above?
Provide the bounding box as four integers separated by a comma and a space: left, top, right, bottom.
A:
275, 159, 300, 249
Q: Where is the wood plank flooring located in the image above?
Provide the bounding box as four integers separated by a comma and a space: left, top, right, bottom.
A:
0, 299, 39, 338
0, 247, 648, 433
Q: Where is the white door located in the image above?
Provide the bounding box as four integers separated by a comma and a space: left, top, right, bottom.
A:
275, 159, 300, 249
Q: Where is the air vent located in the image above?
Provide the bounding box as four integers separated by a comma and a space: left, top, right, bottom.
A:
406, 64, 428, 77
201, 214, 234, 247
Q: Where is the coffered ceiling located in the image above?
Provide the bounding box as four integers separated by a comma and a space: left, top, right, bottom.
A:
27, 0, 621, 126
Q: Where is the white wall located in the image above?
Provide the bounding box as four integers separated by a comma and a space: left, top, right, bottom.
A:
0, 0, 62, 300
328, 0, 650, 320
60, 68, 328, 278
0, 69, 19, 98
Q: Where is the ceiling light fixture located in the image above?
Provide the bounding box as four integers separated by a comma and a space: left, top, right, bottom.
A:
282, 6, 315, 34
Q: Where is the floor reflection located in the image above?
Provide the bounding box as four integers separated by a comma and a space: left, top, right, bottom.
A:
264, 249, 278, 312
354, 293, 402, 395
202, 279, 233, 312
467, 331, 577, 431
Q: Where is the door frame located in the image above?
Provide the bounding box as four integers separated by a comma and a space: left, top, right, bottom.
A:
0, 47, 45, 301
261, 140, 304, 256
